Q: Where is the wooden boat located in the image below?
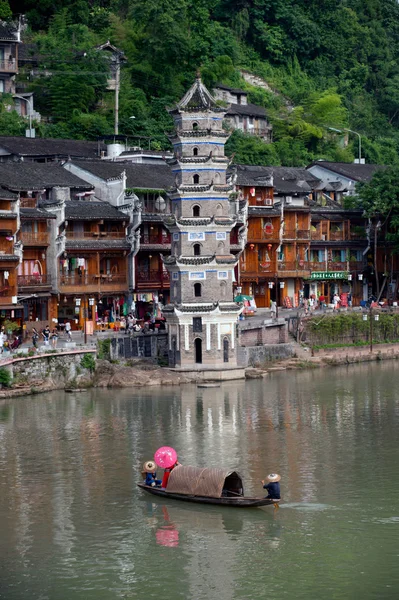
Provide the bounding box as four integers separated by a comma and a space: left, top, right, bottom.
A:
137, 465, 280, 508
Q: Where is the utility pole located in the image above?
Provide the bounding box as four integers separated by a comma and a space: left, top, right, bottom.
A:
369, 305, 373, 353
114, 53, 120, 135
84, 293, 87, 345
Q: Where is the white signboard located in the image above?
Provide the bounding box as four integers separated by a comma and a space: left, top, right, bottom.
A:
216, 232, 227, 240
189, 272, 206, 280
188, 232, 205, 241
217, 271, 229, 280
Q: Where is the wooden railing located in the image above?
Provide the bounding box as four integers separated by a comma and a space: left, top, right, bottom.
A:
136, 270, 170, 283
140, 233, 171, 244
0, 59, 17, 72
65, 231, 126, 239
59, 274, 127, 286
18, 274, 51, 287
20, 232, 50, 245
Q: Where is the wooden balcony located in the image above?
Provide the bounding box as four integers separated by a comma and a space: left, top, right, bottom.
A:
247, 230, 279, 243
65, 231, 126, 239
136, 269, 170, 288
140, 233, 171, 245
0, 59, 17, 73
18, 274, 52, 290
20, 198, 37, 208
59, 273, 128, 294
310, 261, 364, 272
20, 232, 50, 246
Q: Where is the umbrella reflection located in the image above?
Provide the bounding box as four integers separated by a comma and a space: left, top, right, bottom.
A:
155, 506, 179, 547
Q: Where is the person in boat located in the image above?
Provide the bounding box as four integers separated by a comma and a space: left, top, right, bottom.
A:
142, 461, 162, 487
262, 473, 281, 499
161, 460, 180, 489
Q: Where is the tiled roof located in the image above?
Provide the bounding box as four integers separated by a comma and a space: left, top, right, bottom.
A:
307, 161, 385, 182
0, 163, 92, 191
65, 239, 130, 250
0, 254, 19, 261
0, 21, 19, 41
227, 103, 267, 118
214, 83, 247, 95
69, 160, 174, 190
0, 136, 106, 159
20, 207, 57, 219
0, 187, 17, 200
233, 164, 320, 193
65, 202, 127, 220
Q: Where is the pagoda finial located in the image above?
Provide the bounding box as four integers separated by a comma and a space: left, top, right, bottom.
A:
196, 69, 201, 81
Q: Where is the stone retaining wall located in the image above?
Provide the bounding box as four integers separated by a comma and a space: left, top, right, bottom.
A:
238, 343, 294, 367
110, 333, 168, 361
2, 349, 97, 389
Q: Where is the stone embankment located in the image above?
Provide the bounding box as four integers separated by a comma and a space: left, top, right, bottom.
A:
2, 343, 399, 399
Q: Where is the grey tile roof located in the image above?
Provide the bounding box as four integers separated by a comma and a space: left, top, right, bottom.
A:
65, 239, 130, 250
214, 83, 247, 95
307, 161, 385, 182
0, 136, 105, 159
0, 254, 19, 261
69, 160, 174, 190
227, 103, 267, 118
20, 207, 56, 219
0, 21, 19, 41
0, 187, 17, 200
65, 202, 127, 220
233, 164, 320, 193
0, 163, 92, 191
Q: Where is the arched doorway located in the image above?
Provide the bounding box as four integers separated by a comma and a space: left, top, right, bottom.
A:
223, 337, 229, 362
195, 338, 202, 364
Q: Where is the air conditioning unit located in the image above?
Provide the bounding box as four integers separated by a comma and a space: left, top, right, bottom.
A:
285, 196, 292, 204
265, 198, 273, 207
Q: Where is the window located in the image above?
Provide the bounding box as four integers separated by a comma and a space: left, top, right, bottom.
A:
193, 147, 198, 156
193, 243, 201, 256
192, 122, 199, 130
215, 203, 223, 216
192, 205, 200, 217
194, 283, 202, 297
193, 317, 202, 332
194, 337, 202, 363
193, 174, 199, 184
0, 80, 4, 93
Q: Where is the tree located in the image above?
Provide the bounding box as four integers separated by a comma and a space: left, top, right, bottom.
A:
356, 167, 399, 297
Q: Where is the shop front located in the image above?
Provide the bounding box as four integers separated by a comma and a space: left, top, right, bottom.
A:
308, 270, 351, 306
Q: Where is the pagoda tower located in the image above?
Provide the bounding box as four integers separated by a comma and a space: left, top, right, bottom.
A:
163, 76, 242, 370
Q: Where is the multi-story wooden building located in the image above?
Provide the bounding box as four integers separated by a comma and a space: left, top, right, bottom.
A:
0, 187, 21, 323
235, 165, 318, 308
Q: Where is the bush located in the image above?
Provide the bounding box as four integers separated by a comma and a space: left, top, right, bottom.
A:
97, 338, 111, 360
0, 367, 12, 388
80, 353, 96, 373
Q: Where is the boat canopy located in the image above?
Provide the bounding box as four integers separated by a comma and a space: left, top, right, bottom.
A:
166, 466, 244, 498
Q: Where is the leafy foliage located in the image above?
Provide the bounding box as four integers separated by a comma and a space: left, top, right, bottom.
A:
7, 0, 399, 161
0, 367, 11, 388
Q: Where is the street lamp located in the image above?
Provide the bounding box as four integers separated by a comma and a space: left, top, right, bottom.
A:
328, 127, 362, 164
13, 94, 34, 138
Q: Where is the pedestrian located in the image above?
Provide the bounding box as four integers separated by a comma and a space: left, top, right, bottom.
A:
333, 293, 340, 310
303, 297, 309, 315
32, 327, 39, 349
65, 320, 72, 341
270, 300, 277, 319
348, 292, 352, 308
262, 473, 281, 500
0, 328, 5, 354
51, 329, 59, 349
42, 325, 50, 346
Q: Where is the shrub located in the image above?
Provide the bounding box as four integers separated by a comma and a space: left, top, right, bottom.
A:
80, 353, 96, 373
97, 338, 111, 360
0, 367, 12, 388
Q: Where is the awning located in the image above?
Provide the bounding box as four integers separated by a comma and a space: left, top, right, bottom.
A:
0, 304, 23, 310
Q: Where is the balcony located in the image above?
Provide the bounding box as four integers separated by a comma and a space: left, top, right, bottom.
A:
18, 274, 52, 290
278, 261, 311, 275
329, 230, 345, 241
247, 229, 279, 243
136, 269, 170, 287
65, 231, 126, 239
20, 198, 37, 208
20, 232, 50, 246
140, 233, 171, 246
59, 273, 128, 293
0, 59, 17, 73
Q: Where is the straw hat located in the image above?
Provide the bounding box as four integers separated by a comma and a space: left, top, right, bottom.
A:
143, 460, 157, 473
266, 473, 281, 482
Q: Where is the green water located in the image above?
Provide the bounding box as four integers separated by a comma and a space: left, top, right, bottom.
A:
0, 362, 398, 599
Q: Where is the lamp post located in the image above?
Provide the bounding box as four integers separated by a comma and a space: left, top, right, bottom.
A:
328, 127, 362, 164
13, 94, 34, 137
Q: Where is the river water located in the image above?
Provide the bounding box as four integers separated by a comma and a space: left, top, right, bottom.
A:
0, 362, 398, 600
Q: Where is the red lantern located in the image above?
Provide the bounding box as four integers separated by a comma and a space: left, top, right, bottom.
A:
249, 243, 255, 250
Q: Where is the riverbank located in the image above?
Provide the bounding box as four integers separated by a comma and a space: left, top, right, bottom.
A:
1, 342, 399, 399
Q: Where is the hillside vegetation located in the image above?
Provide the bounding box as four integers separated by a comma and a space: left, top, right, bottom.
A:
5, 0, 399, 166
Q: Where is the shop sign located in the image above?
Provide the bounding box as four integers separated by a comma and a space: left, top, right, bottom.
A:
310, 271, 348, 280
